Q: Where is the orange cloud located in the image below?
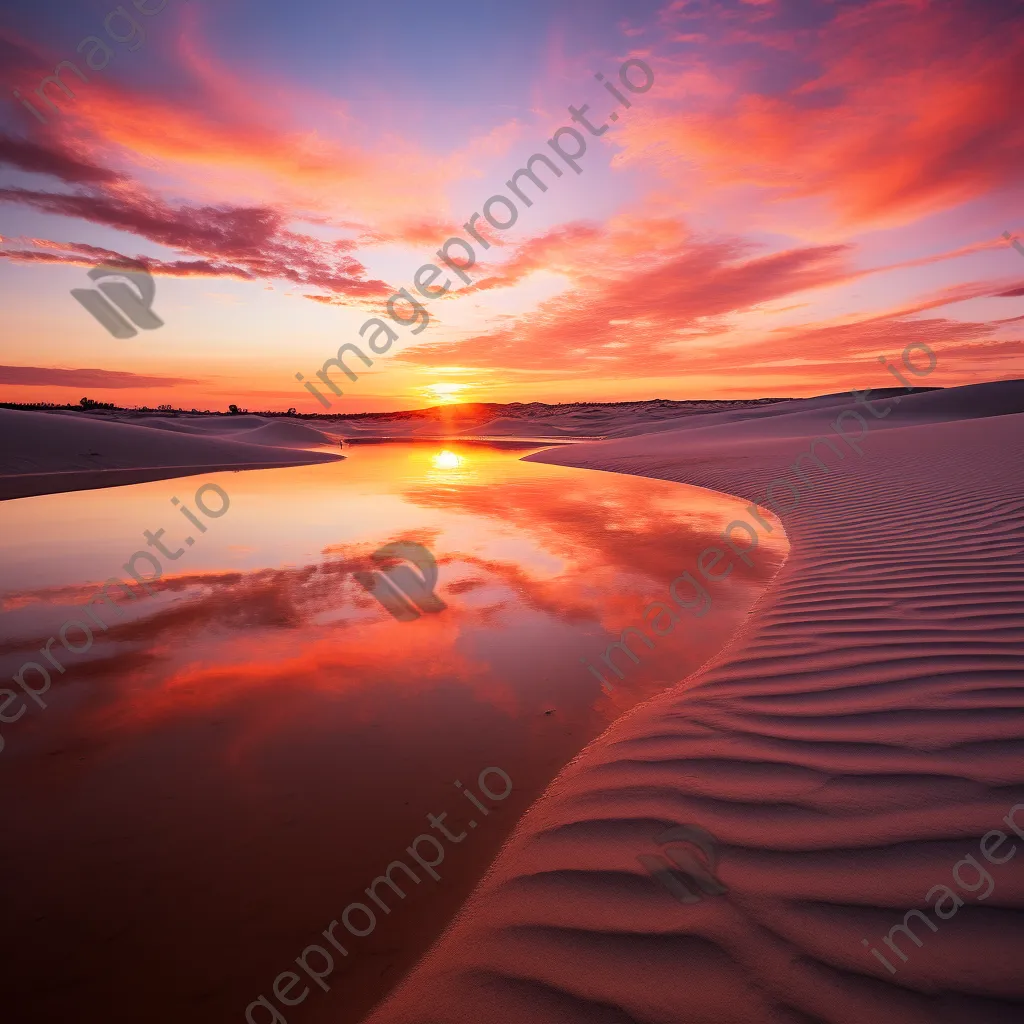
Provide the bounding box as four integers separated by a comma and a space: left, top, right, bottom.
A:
395, 206, 1023, 393
401, 222, 855, 375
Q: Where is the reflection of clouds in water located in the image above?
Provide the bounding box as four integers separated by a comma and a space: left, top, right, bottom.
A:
0, 546, 616, 744
1, 539, 599, 668
400, 471, 785, 591
0, 477, 782, 692
88, 609, 506, 742
0, 450, 785, 769
444, 577, 489, 595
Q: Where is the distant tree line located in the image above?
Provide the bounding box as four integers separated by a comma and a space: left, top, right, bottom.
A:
0, 401, 301, 416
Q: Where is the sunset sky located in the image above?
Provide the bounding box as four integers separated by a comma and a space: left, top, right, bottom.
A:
1, 0, 1022, 413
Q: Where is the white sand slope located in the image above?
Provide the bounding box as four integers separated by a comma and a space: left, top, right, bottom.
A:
0, 409, 342, 500
364, 380, 1024, 1024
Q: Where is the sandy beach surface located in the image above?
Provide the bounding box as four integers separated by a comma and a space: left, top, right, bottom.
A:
360, 380, 1024, 1024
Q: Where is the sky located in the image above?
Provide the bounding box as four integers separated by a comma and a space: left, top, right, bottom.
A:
0, 0, 1022, 413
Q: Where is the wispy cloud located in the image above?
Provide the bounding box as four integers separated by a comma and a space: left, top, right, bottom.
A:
0, 365, 200, 388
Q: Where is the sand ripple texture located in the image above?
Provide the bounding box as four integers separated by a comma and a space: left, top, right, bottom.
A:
364, 381, 1024, 1024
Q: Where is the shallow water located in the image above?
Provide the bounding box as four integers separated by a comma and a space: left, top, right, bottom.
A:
0, 442, 786, 1024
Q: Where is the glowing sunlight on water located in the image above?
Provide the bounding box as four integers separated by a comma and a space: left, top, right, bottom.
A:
432, 449, 463, 470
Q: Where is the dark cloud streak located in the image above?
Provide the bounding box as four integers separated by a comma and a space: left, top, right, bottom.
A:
0, 136, 393, 301
0, 366, 201, 388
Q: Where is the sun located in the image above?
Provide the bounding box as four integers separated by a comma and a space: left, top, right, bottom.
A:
422, 382, 468, 405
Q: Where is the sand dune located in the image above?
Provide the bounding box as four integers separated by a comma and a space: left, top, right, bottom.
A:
0, 409, 342, 500
334, 399, 786, 441
217, 418, 341, 448
364, 380, 1024, 1024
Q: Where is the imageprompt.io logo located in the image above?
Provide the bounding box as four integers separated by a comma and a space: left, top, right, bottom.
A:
1004, 230, 1024, 260
71, 264, 164, 339
637, 823, 729, 904
354, 541, 448, 622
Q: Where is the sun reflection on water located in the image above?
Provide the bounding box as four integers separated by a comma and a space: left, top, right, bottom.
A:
432, 450, 463, 470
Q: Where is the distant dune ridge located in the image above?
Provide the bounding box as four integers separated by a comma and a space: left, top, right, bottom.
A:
364, 379, 1024, 1024
0, 408, 343, 500
332, 398, 792, 441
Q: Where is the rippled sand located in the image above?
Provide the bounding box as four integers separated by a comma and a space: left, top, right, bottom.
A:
365, 380, 1024, 1024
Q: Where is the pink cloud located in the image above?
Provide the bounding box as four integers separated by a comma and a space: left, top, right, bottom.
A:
0, 136, 393, 300
619, 0, 1024, 228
